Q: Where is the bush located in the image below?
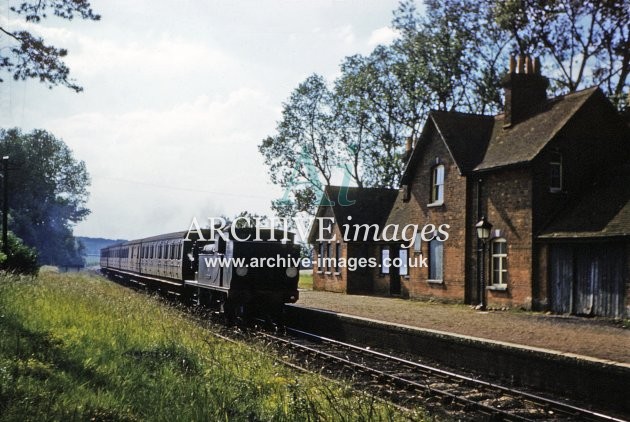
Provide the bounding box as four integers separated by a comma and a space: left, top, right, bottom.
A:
0, 232, 39, 275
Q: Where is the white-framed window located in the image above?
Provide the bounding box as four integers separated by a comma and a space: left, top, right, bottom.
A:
429, 239, 443, 281
326, 242, 331, 272
491, 238, 508, 286
431, 164, 445, 203
335, 243, 341, 273
318, 242, 325, 272
381, 246, 390, 275
399, 248, 409, 276
549, 151, 562, 192
413, 233, 422, 254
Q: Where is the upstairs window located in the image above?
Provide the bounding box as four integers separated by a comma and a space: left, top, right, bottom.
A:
549, 152, 562, 192
491, 238, 508, 286
431, 164, 445, 204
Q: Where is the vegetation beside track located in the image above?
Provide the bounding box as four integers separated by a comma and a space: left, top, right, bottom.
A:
298, 271, 313, 290
0, 270, 416, 421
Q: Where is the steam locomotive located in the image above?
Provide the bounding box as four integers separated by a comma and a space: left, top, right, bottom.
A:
100, 227, 300, 316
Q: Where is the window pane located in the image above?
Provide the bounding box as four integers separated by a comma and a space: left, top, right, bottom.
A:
381, 248, 390, 274
431, 165, 445, 203
414, 233, 422, 253
550, 161, 562, 189
335, 243, 341, 272
399, 249, 408, 276
326, 243, 331, 271
494, 268, 501, 283
436, 165, 444, 184
429, 240, 443, 280
491, 239, 507, 285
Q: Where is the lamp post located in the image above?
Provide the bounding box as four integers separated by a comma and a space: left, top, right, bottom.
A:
475, 216, 492, 310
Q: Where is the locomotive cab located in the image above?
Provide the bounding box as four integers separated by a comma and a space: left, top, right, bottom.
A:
195, 228, 300, 314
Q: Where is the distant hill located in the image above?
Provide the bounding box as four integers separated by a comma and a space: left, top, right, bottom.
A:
78, 237, 127, 256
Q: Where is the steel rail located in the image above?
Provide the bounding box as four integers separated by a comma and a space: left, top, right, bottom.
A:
265, 326, 626, 422
262, 329, 533, 421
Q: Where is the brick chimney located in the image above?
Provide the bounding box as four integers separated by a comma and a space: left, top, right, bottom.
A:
501, 55, 549, 127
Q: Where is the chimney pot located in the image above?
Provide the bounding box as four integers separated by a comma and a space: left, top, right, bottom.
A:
526, 56, 533, 74
501, 54, 549, 128
509, 56, 516, 73
533, 57, 540, 74
517, 55, 525, 73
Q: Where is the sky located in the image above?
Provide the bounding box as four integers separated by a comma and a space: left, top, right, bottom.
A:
0, 0, 406, 240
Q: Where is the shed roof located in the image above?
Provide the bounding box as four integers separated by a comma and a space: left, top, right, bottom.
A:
308, 185, 398, 243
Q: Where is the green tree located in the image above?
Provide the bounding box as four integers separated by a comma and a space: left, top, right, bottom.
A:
494, 0, 630, 108
393, 0, 509, 114
0, 232, 39, 275
334, 47, 422, 189
0, 128, 90, 266
0, 0, 100, 92
259, 74, 340, 217
261, 0, 630, 217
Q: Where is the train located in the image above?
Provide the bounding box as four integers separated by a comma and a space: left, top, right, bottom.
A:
100, 227, 300, 317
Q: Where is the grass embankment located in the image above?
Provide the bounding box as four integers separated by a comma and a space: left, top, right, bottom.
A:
0, 271, 416, 421
298, 271, 313, 290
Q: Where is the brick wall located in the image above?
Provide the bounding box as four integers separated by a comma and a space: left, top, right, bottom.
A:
479, 166, 534, 309
312, 207, 348, 293
388, 129, 469, 302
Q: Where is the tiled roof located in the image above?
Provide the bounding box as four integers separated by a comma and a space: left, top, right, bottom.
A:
539, 165, 630, 239
308, 185, 398, 243
401, 111, 493, 184
430, 111, 495, 173
402, 87, 603, 184
383, 191, 412, 229
475, 87, 599, 171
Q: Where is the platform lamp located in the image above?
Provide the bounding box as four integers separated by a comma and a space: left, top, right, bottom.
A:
475, 216, 492, 311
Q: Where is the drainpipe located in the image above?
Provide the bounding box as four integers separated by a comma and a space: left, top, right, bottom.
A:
476, 178, 483, 304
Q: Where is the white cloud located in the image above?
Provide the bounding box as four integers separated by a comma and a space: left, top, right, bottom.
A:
335, 25, 356, 45
367, 26, 399, 47
67, 35, 237, 79
1, 0, 404, 240
49, 87, 282, 238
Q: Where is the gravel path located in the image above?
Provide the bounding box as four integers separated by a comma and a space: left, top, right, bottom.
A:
295, 290, 630, 364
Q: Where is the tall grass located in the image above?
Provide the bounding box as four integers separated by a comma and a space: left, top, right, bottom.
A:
0, 271, 422, 421
298, 272, 313, 290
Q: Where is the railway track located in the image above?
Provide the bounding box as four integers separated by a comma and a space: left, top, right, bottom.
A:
99, 274, 626, 421
248, 324, 626, 421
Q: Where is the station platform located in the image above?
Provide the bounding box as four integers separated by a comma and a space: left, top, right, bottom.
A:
294, 289, 630, 364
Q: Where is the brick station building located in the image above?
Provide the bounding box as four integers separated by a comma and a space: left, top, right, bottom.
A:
311, 56, 630, 318
309, 186, 397, 294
